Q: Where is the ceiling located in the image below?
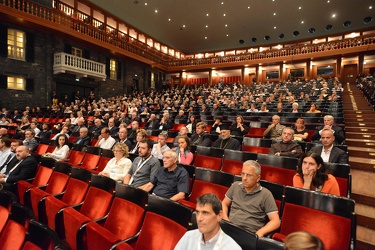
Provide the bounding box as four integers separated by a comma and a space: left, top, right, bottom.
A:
88, 0, 375, 54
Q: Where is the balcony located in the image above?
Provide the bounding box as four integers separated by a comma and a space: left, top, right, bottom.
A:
53, 52, 106, 81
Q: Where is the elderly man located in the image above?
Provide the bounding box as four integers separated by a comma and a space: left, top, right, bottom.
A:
151, 131, 171, 160
73, 127, 91, 146
117, 127, 132, 150
173, 126, 189, 143
263, 115, 285, 140
107, 117, 119, 138
0, 128, 9, 139
312, 115, 345, 144
145, 113, 160, 130
23, 129, 39, 152
222, 160, 280, 237
175, 193, 241, 250
0, 145, 38, 191
95, 127, 116, 149
268, 127, 302, 158
89, 118, 103, 137
310, 129, 348, 164
213, 124, 241, 150
190, 122, 212, 147
123, 138, 161, 192
71, 117, 86, 133
127, 120, 139, 144
144, 150, 189, 201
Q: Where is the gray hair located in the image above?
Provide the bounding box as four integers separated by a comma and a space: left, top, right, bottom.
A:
243, 160, 261, 175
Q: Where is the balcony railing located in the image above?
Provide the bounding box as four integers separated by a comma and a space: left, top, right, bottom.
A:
53, 52, 106, 81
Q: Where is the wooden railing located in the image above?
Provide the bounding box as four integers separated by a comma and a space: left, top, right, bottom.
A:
1, 0, 375, 70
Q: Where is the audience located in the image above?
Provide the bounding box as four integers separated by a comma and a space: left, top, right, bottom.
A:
269, 127, 303, 158
213, 124, 241, 150
44, 134, 70, 161
99, 143, 132, 182
312, 115, 345, 144
230, 115, 249, 136
73, 127, 91, 146
190, 122, 212, 147
95, 127, 116, 149
293, 118, 309, 141
263, 115, 285, 140
293, 151, 340, 196
23, 129, 39, 152
174, 135, 194, 165
151, 131, 170, 160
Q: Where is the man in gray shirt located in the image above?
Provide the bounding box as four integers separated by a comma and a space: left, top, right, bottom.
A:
123, 138, 161, 192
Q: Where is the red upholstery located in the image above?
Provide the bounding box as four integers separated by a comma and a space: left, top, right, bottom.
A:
0, 220, 27, 250
62, 187, 113, 250
78, 153, 101, 170
46, 145, 56, 153
28, 172, 70, 219
114, 242, 133, 250
66, 150, 85, 166
44, 178, 90, 230
221, 158, 243, 175
193, 155, 222, 171
246, 127, 266, 138
273, 203, 352, 250
179, 180, 228, 210
21, 241, 42, 250
0, 206, 9, 234
260, 165, 295, 186
35, 144, 49, 155
242, 145, 269, 154
17, 166, 54, 204
336, 177, 348, 197
69, 136, 78, 143
91, 157, 111, 174
85, 198, 144, 250
134, 212, 187, 250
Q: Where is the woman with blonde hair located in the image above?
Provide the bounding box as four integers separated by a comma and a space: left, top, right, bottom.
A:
99, 143, 132, 182
284, 231, 324, 250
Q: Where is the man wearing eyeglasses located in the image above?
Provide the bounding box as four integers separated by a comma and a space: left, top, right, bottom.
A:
221, 160, 280, 237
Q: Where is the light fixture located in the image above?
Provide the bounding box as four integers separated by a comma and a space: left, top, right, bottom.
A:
251, 37, 257, 43
364, 16, 373, 24
264, 35, 271, 40
325, 24, 333, 31
278, 33, 284, 39
239, 39, 244, 44
293, 31, 300, 37
343, 21, 352, 27
308, 28, 316, 34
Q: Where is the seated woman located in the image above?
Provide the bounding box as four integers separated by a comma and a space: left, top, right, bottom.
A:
186, 115, 197, 134
293, 152, 340, 196
230, 115, 249, 136
259, 103, 269, 112
210, 116, 222, 134
99, 143, 132, 182
246, 103, 258, 112
44, 134, 70, 161
17, 117, 30, 134
306, 102, 321, 113
174, 135, 194, 165
293, 118, 308, 141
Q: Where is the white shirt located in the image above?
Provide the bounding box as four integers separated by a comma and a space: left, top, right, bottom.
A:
98, 136, 116, 149
101, 157, 132, 182
320, 145, 333, 163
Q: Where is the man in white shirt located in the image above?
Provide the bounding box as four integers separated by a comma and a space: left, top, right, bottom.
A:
0, 137, 14, 174
174, 193, 241, 250
151, 131, 170, 160
95, 127, 116, 149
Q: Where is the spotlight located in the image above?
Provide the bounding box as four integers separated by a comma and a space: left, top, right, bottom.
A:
239, 39, 245, 44
251, 37, 257, 43
293, 31, 300, 37
364, 16, 373, 24
343, 21, 352, 27
325, 24, 333, 31
264, 35, 271, 40
308, 28, 316, 34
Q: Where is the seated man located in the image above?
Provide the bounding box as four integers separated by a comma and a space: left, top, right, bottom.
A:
174, 193, 241, 250
23, 129, 39, 152
263, 115, 285, 140
0, 145, 38, 191
222, 160, 280, 237
312, 115, 345, 144
190, 122, 212, 147
145, 114, 160, 130
268, 127, 303, 158
151, 131, 171, 160
213, 124, 241, 150
310, 129, 348, 164
117, 127, 133, 150
123, 138, 161, 192
73, 127, 91, 146
173, 126, 189, 143
95, 127, 116, 150
145, 150, 189, 201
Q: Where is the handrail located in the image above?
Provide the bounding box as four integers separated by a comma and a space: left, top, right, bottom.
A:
1, 0, 374, 69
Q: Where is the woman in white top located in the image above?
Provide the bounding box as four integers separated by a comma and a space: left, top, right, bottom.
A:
99, 143, 132, 182
45, 134, 70, 161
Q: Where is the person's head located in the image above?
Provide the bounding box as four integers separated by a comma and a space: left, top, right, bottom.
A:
297, 151, 326, 179
24, 129, 35, 140
310, 102, 317, 110
179, 126, 188, 136
195, 122, 207, 135
30, 122, 37, 129
282, 127, 294, 143
272, 115, 281, 125
100, 127, 110, 139
0, 137, 11, 149
178, 110, 184, 116
61, 125, 69, 134
295, 118, 305, 130
277, 102, 283, 110
241, 160, 261, 192
0, 128, 7, 136
15, 145, 30, 160
108, 118, 115, 127
195, 194, 223, 239
189, 115, 195, 123
136, 129, 148, 142
42, 123, 49, 130
57, 134, 68, 147
323, 115, 334, 126
21, 117, 29, 124
131, 121, 139, 130
118, 127, 128, 140
321, 129, 335, 148
94, 118, 101, 127
177, 135, 191, 150
219, 124, 231, 139
158, 131, 168, 146
79, 127, 88, 137
163, 149, 178, 171
10, 140, 22, 153
149, 114, 156, 120
112, 142, 129, 158
236, 115, 244, 124
284, 231, 325, 250
138, 138, 153, 158
292, 102, 299, 110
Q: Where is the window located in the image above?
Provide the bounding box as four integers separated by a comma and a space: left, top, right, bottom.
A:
7, 29, 26, 60
266, 71, 279, 79
290, 68, 304, 78
72, 47, 82, 57
110, 59, 117, 80
317, 66, 334, 76
7, 76, 26, 90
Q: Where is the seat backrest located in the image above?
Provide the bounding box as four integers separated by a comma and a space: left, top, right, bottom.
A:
0, 220, 27, 250
35, 144, 49, 155
134, 212, 187, 250
115, 184, 148, 208
67, 150, 86, 166
95, 156, 111, 173
220, 220, 258, 250
0, 206, 10, 234
259, 180, 285, 214
31, 165, 54, 187
45, 171, 70, 194
79, 186, 114, 220
195, 167, 234, 187
260, 165, 295, 186
193, 154, 223, 170
23, 219, 60, 250
196, 146, 224, 157
257, 154, 298, 170
80, 153, 101, 170
188, 180, 229, 205
242, 145, 269, 154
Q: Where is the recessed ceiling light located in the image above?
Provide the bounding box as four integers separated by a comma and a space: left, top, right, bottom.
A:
279, 33, 285, 39
264, 35, 271, 40
299, 6, 302, 10
325, 24, 333, 30
332, 14, 336, 18
223, 14, 226, 16
327, 0, 330, 3
273, 13, 276, 15
206, 13, 209, 16
274, 26, 277, 29
239, 39, 244, 44
225, 24, 228, 27
205, 25, 208, 28
248, 6, 250, 9
251, 38, 257, 43
308, 28, 316, 33
168, 18, 171, 21
293, 31, 300, 37
370, 6, 373, 9
205, 37, 207, 39
364, 16, 373, 24
145, 3, 147, 5
155, 9, 158, 13
183, 25, 186, 28
221, 2, 224, 4
343, 21, 352, 27
301, 21, 304, 24
226, 34, 229, 37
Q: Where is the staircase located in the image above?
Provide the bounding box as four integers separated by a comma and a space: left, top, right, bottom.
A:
343, 82, 375, 250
